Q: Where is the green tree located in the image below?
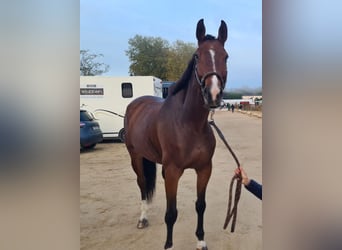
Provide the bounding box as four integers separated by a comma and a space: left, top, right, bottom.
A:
166, 40, 196, 81
126, 35, 196, 80
80, 50, 109, 76
126, 35, 169, 78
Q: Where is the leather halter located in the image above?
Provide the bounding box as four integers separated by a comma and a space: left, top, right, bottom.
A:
194, 58, 225, 107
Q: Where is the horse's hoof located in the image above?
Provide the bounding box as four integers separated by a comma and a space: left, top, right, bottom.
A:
137, 218, 149, 229
196, 246, 208, 250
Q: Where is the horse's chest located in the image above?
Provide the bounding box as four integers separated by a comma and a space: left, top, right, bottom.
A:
188, 140, 213, 155
172, 138, 214, 167
159, 123, 215, 167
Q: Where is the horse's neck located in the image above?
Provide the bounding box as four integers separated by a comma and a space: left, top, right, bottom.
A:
180, 76, 209, 128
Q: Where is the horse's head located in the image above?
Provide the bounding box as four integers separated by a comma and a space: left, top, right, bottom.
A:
195, 19, 228, 108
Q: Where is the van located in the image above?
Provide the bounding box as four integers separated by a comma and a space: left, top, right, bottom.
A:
80, 76, 162, 141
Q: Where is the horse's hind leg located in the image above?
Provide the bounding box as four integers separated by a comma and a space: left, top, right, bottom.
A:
195, 166, 212, 250
130, 154, 156, 229
129, 154, 149, 229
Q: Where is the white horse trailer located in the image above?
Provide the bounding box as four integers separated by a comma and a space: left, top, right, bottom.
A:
80, 76, 162, 141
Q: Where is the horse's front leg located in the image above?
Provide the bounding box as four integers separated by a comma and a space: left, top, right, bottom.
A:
195, 166, 212, 250
163, 166, 183, 250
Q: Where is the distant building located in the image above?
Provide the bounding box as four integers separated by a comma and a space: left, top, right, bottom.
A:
242, 95, 262, 102
222, 99, 254, 105
222, 96, 262, 110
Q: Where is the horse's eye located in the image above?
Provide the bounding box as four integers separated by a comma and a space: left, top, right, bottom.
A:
194, 54, 199, 61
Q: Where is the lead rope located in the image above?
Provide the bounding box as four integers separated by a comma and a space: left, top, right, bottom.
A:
208, 113, 242, 233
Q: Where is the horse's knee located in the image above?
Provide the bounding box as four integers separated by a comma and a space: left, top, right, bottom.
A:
165, 207, 178, 225
196, 199, 206, 214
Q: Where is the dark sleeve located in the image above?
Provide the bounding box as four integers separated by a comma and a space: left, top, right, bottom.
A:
245, 179, 262, 200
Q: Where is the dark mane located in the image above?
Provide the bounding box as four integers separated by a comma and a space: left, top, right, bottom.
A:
171, 54, 196, 95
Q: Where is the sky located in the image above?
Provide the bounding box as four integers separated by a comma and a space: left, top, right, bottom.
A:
80, 0, 261, 90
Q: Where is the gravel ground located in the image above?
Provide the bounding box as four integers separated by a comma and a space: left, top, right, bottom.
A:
81, 110, 262, 250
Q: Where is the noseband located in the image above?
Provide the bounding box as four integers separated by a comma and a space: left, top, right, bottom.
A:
194, 59, 225, 107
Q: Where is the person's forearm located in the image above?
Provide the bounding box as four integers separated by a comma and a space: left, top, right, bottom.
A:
245, 179, 262, 200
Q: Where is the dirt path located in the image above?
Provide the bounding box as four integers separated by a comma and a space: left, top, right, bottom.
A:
80, 111, 262, 250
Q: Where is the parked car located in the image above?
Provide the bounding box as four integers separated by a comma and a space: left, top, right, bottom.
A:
80, 109, 103, 149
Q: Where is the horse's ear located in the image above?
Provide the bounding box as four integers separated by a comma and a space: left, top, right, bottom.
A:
196, 19, 206, 44
218, 20, 228, 45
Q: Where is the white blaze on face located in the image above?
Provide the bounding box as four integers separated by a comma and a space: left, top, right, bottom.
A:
209, 49, 216, 71
209, 49, 220, 101
210, 75, 220, 101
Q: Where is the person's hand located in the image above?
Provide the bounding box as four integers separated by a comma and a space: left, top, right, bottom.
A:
235, 167, 250, 186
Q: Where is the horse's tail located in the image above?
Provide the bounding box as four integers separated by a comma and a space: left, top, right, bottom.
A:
142, 157, 156, 202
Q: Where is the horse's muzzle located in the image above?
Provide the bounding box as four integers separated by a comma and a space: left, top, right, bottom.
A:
209, 94, 223, 108
203, 87, 223, 108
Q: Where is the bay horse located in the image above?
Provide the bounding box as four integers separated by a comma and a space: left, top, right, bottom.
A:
124, 19, 228, 250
